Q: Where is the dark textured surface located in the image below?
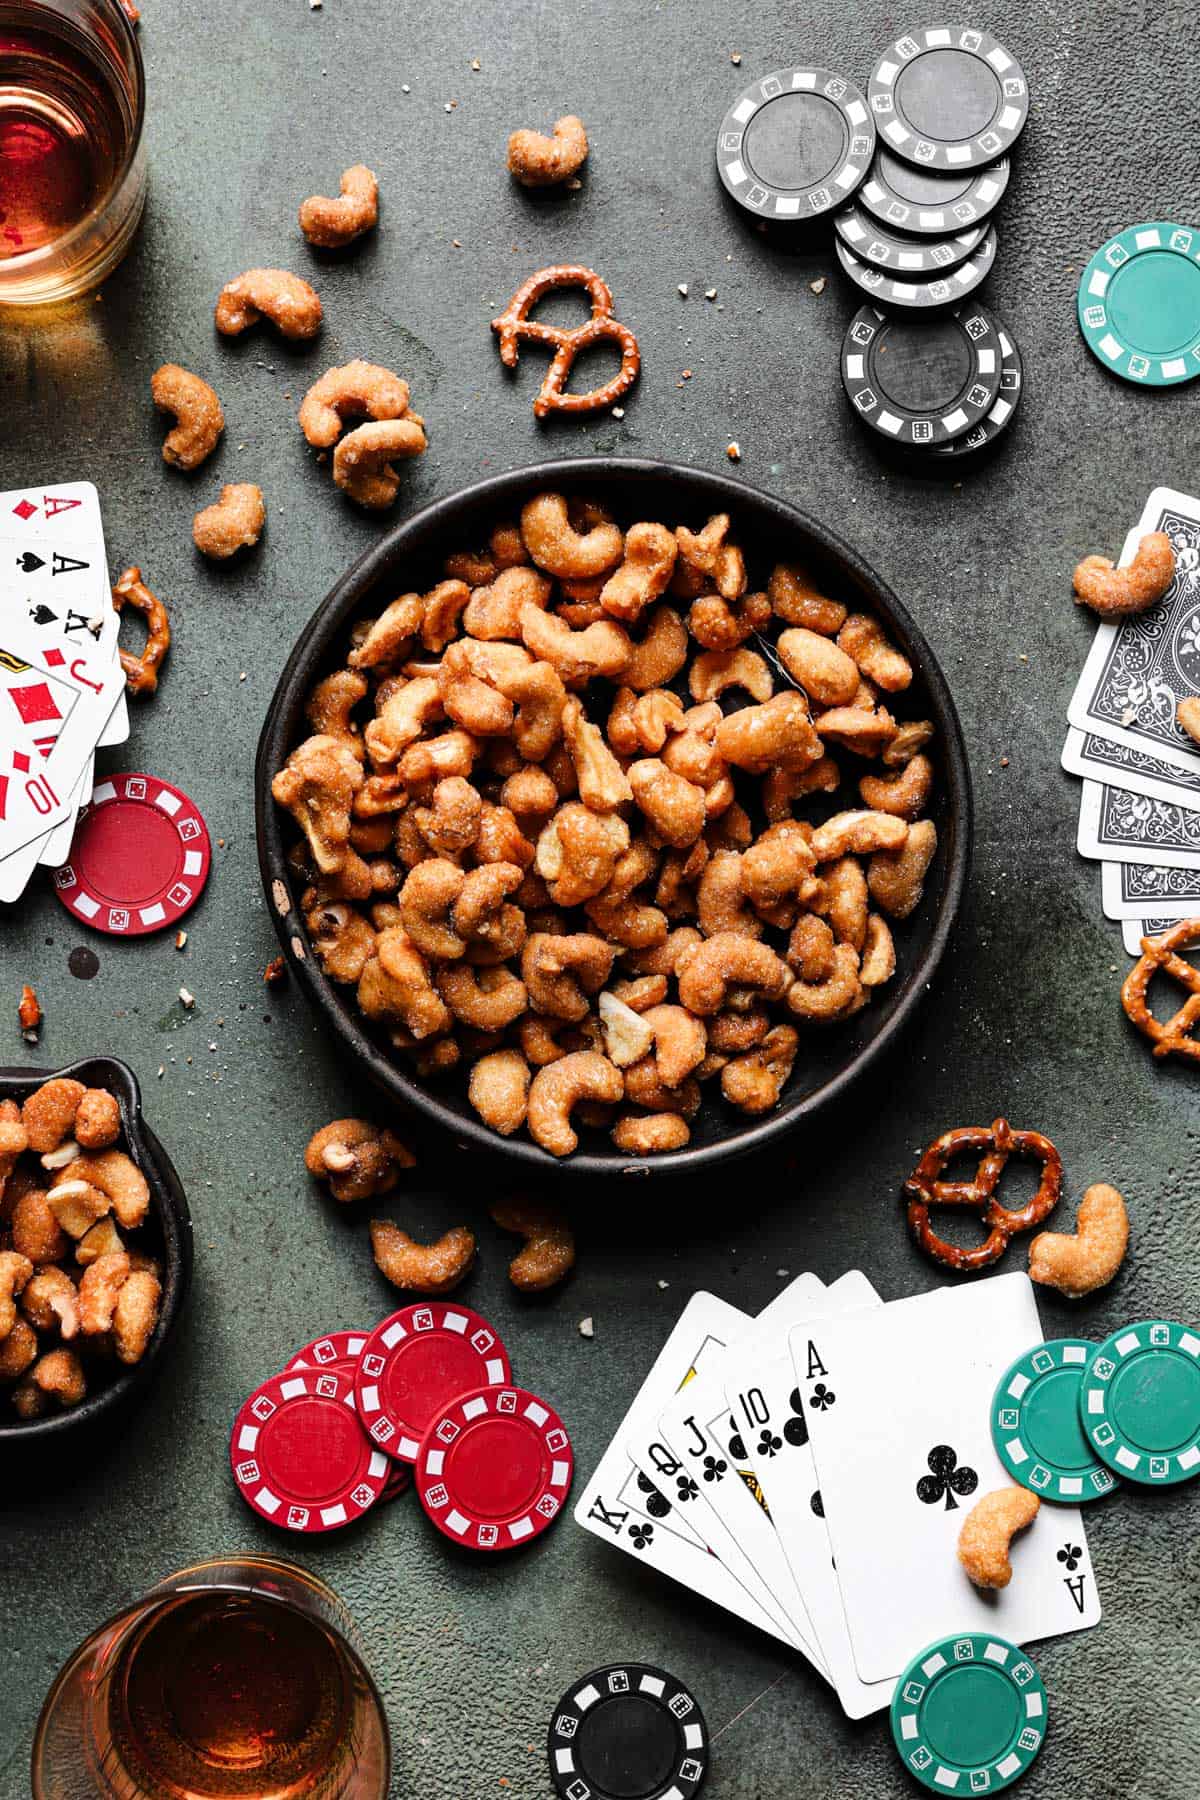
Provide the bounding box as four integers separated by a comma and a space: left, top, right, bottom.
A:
1, 2, 1199, 1796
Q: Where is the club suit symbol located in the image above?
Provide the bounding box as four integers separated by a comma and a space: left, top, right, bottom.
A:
810, 1381, 836, 1412
1057, 1542, 1082, 1572
916, 1444, 978, 1510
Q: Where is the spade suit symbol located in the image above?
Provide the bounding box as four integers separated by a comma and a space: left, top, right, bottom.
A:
18, 552, 45, 573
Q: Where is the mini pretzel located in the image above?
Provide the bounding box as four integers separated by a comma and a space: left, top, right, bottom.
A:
903, 1118, 1062, 1274
1121, 917, 1200, 1061
112, 567, 170, 697
491, 264, 640, 418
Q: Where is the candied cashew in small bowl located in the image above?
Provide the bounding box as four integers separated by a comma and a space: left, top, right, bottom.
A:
257, 458, 970, 1173
0, 1058, 191, 1444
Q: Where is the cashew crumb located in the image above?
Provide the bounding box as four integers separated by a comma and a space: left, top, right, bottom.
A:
179, 987, 195, 1008
726, 442, 741, 460
175, 930, 187, 950
677, 284, 688, 297
578, 1316, 594, 1339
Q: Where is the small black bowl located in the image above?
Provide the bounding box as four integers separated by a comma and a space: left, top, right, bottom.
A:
256, 458, 973, 1176
0, 1057, 192, 1446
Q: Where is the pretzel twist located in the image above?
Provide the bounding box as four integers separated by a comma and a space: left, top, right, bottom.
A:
112, 567, 170, 697
903, 1117, 1062, 1273
1121, 918, 1200, 1060
491, 264, 640, 418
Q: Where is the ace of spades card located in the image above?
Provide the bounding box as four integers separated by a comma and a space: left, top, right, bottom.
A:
800, 1274, 1101, 1685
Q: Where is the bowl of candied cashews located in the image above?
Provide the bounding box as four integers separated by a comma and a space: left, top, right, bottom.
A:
0, 1057, 192, 1442
256, 459, 972, 1174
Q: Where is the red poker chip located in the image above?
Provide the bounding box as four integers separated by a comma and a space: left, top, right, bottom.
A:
50, 771, 211, 936
355, 1302, 512, 1463
229, 1366, 389, 1534
287, 1329, 372, 1371
415, 1383, 574, 1551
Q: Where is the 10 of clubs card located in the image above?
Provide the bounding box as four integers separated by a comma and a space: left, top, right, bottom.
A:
802, 1274, 1101, 1685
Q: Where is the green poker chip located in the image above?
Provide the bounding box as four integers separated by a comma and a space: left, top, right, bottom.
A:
1080, 1319, 1200, 1487
890, 1632, 1047, 1794
1078, 221, 1200, 386
991, 1338, 1118, 1504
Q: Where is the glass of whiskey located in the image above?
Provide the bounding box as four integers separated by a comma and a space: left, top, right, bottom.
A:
31, 1556, 391, 1799
0, 0, 146, 306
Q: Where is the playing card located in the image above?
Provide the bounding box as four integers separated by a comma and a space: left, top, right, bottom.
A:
1121, 914, 1188, 955
653, 1274, 830, 1669
0, 618, 124, 862
727, 1274, 893, 1719
574, 1293, 796, 1649
0, 481, 102, 539
1077, 778, 1200, 869
801, 1275, 1101, 1685
1100, 856, 1200, 919
1067, 488, 1200, 781
1062, 724, 1200, 812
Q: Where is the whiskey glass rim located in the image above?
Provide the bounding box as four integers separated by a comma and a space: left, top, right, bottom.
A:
0, 0, 146, 277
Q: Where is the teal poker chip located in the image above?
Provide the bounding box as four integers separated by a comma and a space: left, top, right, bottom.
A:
1080, 1319, 1200, 1486
991, 1338, 1118, 1503
890, 1633, 1047, 1794
1078, 222, 1200, 386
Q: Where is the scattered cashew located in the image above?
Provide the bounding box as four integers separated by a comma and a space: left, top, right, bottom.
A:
215, 268, 322, 340
151, 364, 224, 469
1073, 531, 1175, 617
193, 482, 265, 560
507, 115, 589, 188
957, 1487, 1040, 1590
490, 1198, 575, 1289
333, 418, 427, 510
304, 1119, 415, 1202
1178, 698, 1200, 747
299, 360, 411, 447
299, 164, 379, 248
369, 1220, 476, 1294
1028, 1182, 1129, 1297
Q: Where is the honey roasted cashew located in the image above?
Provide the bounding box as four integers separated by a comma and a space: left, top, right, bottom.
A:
507, 115, 589, 188
720, 1024, 799, 1115
21, 1266, 79, 1341
490, 1198, 576, 1289
520, 492, 624, 578
193, 483, 265, 560
612, 1112, 690, 1154
299, 360, 411, 447
27, 1345, 86, 1407
151, 363, 224, 469
299, 164, 379, 248
526, 1051, 623, 1156
677, 934, 789, 1016
22, 1078, 120, 1153
1073, 531, 1175, 618
837, 614, 913, 693
767, 562, 847, 636
561, 696, 632, 810
868, 818, 937, 920
1028, 1182, 1129, 1297
468, 1049, 532, 1136
333, 418, 427, 510
304, 1118, 415, 1202
464, 565, 553, 640
78, 1250, 131, 1335
521, 604, 631, 682
536, 805, 629, 907
215, 267, 323, 340
0, 1251, 33, 1340
112, 567, 171, 696
64, 1151, 149, 1229
599, 523, 678, 623
687, 590, 771, 652
437, 962, 528, 1030
688, 647, 773, 705
620, 604, 689, 692
859, 753, 933, 820
114, 1268, 161, 1364
358, 930, 452, 1039
957, 1487, 1040, 1590
716, 693, 822, 775
629, 759, 706, 847
273, 734, 365, 877
776, 628, 860, 707
369, 1220, 476, 1294
811, 810, 907, 862
522, 930, 615, 1020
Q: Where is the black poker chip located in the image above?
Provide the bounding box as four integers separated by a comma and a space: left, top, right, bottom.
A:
716, 65, 875, 224
859, 146, 1010, 236
547, 1663, 708, 1800
834, 199, 986, 274
836, 223, 996, 310
929, 323, 1023, 458
841, 302, 1005, 448
868, 27, 1030, 172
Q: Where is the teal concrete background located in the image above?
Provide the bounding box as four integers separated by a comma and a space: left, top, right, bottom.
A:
2, 1, 1199, 1796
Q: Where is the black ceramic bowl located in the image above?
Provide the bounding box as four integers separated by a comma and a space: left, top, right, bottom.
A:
256, 458, 972, 1176
0, 1057, 192, 1444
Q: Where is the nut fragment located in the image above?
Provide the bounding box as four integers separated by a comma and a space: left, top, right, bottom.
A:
598, 991, 655, 1067
957, 1487, 1040, 1590
193, 483, 265, 560
299, 164, 379, 247
304, 1119, 415, 1202
370, 1220, 476, 1294
151, 363, 224, 469
490, 1198, 575, 1289
1028, 1182, 1129, 1297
